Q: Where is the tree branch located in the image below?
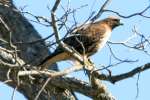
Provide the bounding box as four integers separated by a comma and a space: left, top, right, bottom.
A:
50, 0, 86, 66
103, 5, 150, 18
93, 63, 150, 83
18, 65, 83, 78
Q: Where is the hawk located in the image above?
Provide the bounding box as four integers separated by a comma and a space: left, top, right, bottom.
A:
39, 17, 123, 69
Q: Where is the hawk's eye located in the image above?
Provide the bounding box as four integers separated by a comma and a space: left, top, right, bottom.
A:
114, 19, 120, 22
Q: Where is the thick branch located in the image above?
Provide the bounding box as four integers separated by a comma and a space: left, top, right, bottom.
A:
18, 65, 83, 77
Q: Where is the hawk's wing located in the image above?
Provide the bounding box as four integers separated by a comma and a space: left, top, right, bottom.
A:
55, 22, 106, 56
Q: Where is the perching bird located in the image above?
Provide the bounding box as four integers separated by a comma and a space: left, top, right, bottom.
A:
39, 17, 123, 69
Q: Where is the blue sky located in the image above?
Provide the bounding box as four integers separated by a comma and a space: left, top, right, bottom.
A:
0, 0, 150, 100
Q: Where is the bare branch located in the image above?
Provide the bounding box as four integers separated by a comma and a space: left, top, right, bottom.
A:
34, 78, 51, 100
103, 5, 150, 18
93, 63, 150, 83
11, 86, 17, 100
18, 65, 83, 77
91, 0, 112, 21
50, 0, 88, 66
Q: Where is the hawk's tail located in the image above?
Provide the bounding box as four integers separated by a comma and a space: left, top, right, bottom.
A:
38, 51, 71, 70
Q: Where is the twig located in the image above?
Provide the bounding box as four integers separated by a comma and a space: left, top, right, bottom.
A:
107, 26, 150, 56
14, 33, 54, 45
91, 0, 112, 21
21, 11, 52, 26
103, 5, 150, 19
135, 72, 140, 99
34, 78, 51, 100
96, 60, 134, 71
107, 43, 137, 62
11, 86, 17, 100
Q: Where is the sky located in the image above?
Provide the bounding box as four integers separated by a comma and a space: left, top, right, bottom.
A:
0, 0, 150, 100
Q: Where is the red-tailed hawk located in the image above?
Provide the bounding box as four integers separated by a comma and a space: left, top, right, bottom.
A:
39, 17, 123, 69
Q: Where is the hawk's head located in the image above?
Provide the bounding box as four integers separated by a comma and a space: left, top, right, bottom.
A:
103, 16, 123, 30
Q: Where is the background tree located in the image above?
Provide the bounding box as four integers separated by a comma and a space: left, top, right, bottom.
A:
0, 0, 150, 100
